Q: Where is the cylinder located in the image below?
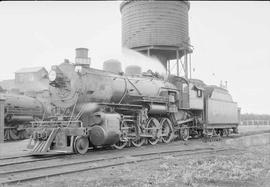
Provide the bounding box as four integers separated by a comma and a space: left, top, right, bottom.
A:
89, 112, 121, 146
89, 126, 107, 145
103, 59, 123, 74
120, 0, 190, 49
89, 126, 120, 146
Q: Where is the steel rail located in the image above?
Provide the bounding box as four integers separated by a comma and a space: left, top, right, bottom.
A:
0, 154, 29, 161
0, 155, 65, 167
0, 147, 215, 175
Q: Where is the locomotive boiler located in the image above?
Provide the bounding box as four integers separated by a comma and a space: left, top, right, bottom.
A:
27, 57, 240, 155
0, 92, 45, 141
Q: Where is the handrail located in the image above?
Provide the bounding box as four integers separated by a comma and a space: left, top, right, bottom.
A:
30, 120, 83, 128
118, 78, 128, 104
68, 90, 79, 124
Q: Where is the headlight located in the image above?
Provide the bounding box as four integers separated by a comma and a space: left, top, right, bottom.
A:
48, 70, 57, 82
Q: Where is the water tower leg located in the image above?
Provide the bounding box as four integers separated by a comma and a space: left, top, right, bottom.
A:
0, 99, 5, 143
167, 60, 171, 75
176, 50, 179, 76
184, 50, 188, 79
189, 53, 192, 79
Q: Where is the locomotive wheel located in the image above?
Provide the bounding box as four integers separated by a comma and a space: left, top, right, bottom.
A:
147, 118, 161, 145
18, 130, 28, 140
23, 130, 30, 139
9, 129, 20, 141
131, 137, 146, 147
204, 129, 214, 137
73, 136, 89, 154
180, 126, 189, 141
4, 129, 9, 141
218, 129, 223, 137
112, 141, 128, 150
223, 129, 229, 137
112, 121, 129, 149
160, 118, 174, 143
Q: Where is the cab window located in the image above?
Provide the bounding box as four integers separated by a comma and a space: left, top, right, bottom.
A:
197, 89, 202, 97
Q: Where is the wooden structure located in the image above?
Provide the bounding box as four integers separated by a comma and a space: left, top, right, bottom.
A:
120, 0, 192, 78
0, 98, 5, 143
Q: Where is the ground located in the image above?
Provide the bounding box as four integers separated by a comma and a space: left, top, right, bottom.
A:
11, 141, 270, 187
1, 125, 270, 187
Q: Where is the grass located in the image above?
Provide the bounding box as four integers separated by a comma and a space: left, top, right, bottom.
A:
180, 150, 270, 186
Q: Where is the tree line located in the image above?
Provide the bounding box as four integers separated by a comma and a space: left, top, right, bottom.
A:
241, 113, 270, 121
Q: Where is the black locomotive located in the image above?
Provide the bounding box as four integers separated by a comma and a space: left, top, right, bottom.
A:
27, 59, 240, 155
0, 92, 45, 141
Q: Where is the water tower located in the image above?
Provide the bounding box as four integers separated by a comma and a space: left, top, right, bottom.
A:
120, 0, 192, 78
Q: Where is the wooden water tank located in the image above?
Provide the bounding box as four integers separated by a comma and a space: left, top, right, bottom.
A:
120, 0, 190, 49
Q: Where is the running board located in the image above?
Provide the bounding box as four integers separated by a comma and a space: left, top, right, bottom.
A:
176, 118, 194, 125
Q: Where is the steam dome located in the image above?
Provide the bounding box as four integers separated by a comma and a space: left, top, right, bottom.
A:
125, 65, 142, 76
103, 59, 122, 74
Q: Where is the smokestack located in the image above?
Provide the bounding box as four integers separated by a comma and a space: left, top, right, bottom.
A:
75, 48, 91, 68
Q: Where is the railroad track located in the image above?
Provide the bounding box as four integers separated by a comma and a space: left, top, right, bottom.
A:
0, 147, 241, 184
0, 154, 66, 167
0, 130, 264, 167
231, 130, 270, 139
0, 154, 28, 161
0, 139, 203, 167
0, 130, 263, 184
0, 132, 258, 175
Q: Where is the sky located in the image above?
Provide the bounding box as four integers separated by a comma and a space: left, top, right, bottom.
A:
0, 1, 269, 114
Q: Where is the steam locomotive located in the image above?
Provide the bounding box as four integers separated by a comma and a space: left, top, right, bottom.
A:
27, 58, 240, 155
0, 92, 45, 141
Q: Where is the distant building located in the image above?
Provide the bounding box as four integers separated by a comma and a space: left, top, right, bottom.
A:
0, 66, 49, 93
0, 79, 15, 91
14, 67, 49, 92
15, 67, 48, 83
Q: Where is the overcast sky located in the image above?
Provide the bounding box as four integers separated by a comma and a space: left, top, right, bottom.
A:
0, 1, 269, 114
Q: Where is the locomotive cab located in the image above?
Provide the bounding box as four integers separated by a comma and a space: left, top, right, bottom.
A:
186, 79, 205, 110
167, 76, 204, 110
167, 75, 188, 109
